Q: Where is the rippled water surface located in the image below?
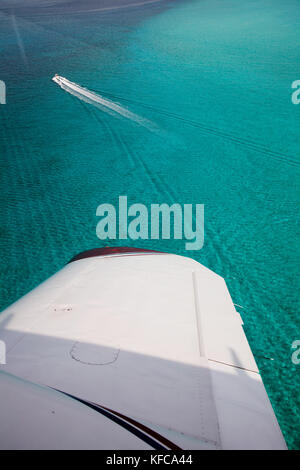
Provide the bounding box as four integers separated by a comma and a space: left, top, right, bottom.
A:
0, 0, 299, 448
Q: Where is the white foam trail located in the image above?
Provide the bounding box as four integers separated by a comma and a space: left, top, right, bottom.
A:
11, 14, 28, 67
53, 75, 156, 130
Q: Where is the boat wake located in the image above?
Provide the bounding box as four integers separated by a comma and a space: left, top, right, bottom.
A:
52, 75, 156, 131
86, 88, 300, 169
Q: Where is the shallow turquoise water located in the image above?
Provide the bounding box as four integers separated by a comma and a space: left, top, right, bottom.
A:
0, 0, 299, 448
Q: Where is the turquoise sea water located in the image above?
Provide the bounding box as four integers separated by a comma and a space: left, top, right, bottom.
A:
0, 0, 299, 448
